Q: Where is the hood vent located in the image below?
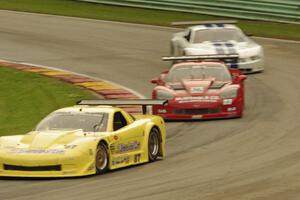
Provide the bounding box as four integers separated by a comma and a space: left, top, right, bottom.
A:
209, 82, 226, 89
170, 84, 185, 90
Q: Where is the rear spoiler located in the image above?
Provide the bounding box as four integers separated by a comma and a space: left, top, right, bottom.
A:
162, 54, 239, 63
76, 99, 168, 114
171, 20, 238, 26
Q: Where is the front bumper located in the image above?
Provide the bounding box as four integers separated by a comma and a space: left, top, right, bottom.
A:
234, 58, 264, 73
0, 152, 95, 177
153, 99, 242, 120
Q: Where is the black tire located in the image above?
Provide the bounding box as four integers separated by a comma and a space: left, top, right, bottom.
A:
148, 128, 160, 162
95, 142, 109, 174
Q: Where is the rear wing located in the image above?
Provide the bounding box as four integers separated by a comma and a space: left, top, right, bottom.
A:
171, 20, 238, 26
162, 54, 239, 64
76, 99, 168, 114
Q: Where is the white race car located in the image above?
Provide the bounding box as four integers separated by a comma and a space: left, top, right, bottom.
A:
170, 20, 264, 73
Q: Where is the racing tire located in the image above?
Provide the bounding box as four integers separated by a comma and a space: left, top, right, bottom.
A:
148, 128, 160, 162
95, 142, 109, 174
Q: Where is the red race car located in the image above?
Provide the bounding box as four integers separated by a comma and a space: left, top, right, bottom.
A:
151, 55, 247, 120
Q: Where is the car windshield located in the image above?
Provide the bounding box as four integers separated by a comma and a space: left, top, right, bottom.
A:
166, 64, 232, 82
193, 28, 246, 43
35, 112, 108, 132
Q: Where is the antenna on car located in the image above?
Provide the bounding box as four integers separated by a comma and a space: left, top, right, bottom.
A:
76, 99, 168, 114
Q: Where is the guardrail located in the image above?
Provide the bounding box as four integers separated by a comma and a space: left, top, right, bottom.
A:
79, 0, 300, 24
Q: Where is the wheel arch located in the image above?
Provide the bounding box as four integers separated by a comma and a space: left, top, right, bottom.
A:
144, 123, 164, 158
97, 139, 109, 148
95, 138, 111, 173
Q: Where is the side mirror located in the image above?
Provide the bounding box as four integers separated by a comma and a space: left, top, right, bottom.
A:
234, 75, 247, 82
162, 70, 169, 74
150, 78, 159, 84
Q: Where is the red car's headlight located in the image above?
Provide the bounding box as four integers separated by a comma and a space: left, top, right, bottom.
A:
220, 88, 238, 99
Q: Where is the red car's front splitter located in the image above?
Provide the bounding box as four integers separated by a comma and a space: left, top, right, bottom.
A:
152, 112, 240, 120
152, 102, 242, 120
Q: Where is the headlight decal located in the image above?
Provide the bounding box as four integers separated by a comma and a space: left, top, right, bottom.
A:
220, 88, 238, 99
239, 55, 261, 63
250, 55, 261, 60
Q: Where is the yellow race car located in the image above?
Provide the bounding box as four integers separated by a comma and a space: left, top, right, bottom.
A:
0, 100, 167, 177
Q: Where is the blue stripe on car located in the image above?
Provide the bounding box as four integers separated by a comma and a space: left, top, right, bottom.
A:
224, 43, 237, 54
204, 24, 214, 28
213, 43, 225, 54
228, 63, 238, 69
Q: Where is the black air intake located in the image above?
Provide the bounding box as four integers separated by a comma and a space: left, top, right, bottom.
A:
3, 164, 62, 171
174, 108, 221, 115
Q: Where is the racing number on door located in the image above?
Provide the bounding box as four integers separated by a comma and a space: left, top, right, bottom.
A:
110, 111, 143, 166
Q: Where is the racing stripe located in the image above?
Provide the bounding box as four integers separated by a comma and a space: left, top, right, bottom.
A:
226, 43, 239, 68
224, 42, 237, 54
204, 24, 214, 28
213, 43, 225, 54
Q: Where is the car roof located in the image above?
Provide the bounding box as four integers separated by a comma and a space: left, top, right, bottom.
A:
188, 24, 239, 32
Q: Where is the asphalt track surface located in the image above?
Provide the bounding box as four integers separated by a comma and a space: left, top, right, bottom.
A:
0, 10, 300, 200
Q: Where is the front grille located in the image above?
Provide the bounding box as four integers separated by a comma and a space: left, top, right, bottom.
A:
240, 68, 252, 72
3, 164, 61, 171
174, 108, 221, 115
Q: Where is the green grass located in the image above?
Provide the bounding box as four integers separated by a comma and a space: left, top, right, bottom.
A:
0, 67, 94, 136
0, 0, 299, 40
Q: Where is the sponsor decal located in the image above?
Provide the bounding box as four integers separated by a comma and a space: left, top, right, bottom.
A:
111, 141, 141, 154
157, 109, 167, 114
223, 99, 233, 105
192, 115, 203, 119
191, 87, 204, 93
87, 164, 95, 171
227, 107, 236, 112
9, 148, 65, 154
64, 145, 77, 149
112, 156, 130, 166
117, 141, 140, 153
175, 96, 220, 103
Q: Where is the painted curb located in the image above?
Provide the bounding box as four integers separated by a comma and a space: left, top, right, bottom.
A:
0, 59, 143, 114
